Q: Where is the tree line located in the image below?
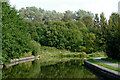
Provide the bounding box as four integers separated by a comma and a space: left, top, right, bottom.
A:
2, 2, 120, 62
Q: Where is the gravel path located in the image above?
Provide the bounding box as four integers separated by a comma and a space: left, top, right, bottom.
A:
93, 57, 120, 68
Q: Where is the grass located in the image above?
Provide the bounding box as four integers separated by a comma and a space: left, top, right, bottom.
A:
40, 46, 88, 58
87, 51, 106, 58
87, 59, 120, 72
101, 57, 120, 64
40, 46, 105, 58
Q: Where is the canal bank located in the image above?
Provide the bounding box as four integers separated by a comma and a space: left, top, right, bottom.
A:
84, 59, 120, 80
2, 55, 40, 67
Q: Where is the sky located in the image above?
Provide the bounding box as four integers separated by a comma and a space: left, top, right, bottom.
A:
10, 0, 120, 20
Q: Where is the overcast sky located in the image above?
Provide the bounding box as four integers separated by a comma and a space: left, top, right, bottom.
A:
10, 0, 120, 19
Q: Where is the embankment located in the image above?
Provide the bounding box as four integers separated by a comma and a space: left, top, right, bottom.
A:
84, 59, 120, 80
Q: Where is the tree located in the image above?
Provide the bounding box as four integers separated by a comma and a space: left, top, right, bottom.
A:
43, 10, 64, 24
99, 12, 108, 51
84, 33, 97, 53
19, 7, 42, 21
82, 15, 94, 28
94, 14, 100, 28
26, 21, 39, 42
39, 21, 84, 51
2, 2, 31, 62
62, 10, 74, 22
75, 9, 94, 21
106, 13, 120, 60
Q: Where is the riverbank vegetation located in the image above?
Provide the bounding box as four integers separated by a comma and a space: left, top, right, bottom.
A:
40, 46, 105, 58
2, 2, 120, 63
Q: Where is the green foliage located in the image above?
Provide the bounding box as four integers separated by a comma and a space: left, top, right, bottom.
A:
2, 2, 119, 62
2, 2, 32, 62
18, 6, 102, 54
29, 40, 41, 56
19, 7, 42, 21
82, 15, 94, 28
88, 52, 105, 58
0, 1, 2, 64
84, 33, 96, 53
75, 9, 94, 20
60, 52, 87, 58
39, 21, 84, 51
22, 52, 32, 57
62, 10, 74, 21
105, 13, 120, 60
19, 7, 64, 24
26, 21, 39, 42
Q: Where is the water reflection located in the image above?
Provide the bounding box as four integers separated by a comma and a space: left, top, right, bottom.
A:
2, 58, 99, 79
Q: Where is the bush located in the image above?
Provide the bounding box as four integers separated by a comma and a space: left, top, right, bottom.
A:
88, 52, 105, 58
2, 2, 31, 62
29, 40, 41, 56
60, 52, 87, 58
22, 52, 32, 57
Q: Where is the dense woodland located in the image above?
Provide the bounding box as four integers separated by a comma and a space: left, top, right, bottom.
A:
2, 2, 120, 62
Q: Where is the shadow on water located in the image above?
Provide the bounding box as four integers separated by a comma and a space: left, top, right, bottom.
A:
83, 65, 106, 80
2, 58, 103, 79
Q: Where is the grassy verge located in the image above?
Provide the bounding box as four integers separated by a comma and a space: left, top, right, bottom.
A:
87, 51, 106, 58
101, 57, 120, 64
40, 46, 87, 58
40, 46, 105, 58
87, 59, 120, 72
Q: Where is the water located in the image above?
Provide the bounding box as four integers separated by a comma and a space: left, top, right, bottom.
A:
2, 58, 101, 79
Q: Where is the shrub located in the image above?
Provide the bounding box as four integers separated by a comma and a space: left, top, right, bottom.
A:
29, 40, 41, 56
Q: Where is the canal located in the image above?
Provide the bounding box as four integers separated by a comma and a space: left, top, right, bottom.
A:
2, 57, 103, 79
